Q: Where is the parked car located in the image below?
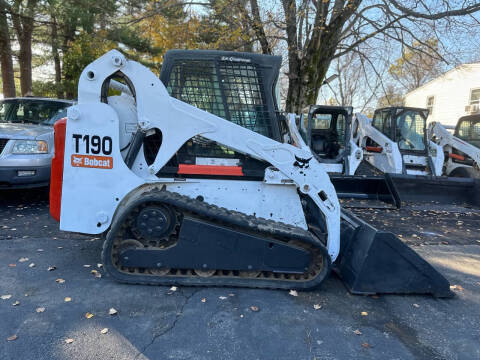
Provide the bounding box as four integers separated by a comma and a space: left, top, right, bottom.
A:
0, 97, 74, 188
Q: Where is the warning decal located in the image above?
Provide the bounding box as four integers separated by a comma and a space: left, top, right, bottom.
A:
71, 154, 113, 169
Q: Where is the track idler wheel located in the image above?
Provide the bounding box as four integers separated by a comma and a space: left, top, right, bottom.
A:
132, 205, 178, 247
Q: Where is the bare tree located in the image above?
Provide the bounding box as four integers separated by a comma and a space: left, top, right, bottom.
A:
234, 0, 480, 113
389, 38, 442, 92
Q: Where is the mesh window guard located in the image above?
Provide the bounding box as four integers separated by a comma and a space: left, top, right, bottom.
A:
162, 58, 274, 160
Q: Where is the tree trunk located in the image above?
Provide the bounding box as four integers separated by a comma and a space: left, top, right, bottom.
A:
62, 17, 77, 99
11, 0, 38, 96
249, 0, 271, 54
18, 35, 33, 96
0, 7, 16, 97
51, 15, 62, 98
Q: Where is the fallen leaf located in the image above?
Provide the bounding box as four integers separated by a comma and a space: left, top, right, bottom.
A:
100, 328, 109, 334
29, 263, 35, 268
7, 335, 17, 341
36, 307, 45, 313
219, 296, 227, 300
313, 304, 322, 310
90, 269, 102, 278
1, 295, 12, 300
64, 297, 72, 302
361, 342, 371, 348
361, 311, 368, 316
48, 266, 56, 271
250, 306, 259, 312
450, 285, 464, 292
109, 308, 118, 315
289, 290, 298, 297
85, 312, 94, 319
353, 329, 362, 335
12, 301, 19, 306
56, 278, 65, 284
201, 298, 206, 303
413, 303, 420, 308
18, 257, 29, 263
65, 338, 74, 344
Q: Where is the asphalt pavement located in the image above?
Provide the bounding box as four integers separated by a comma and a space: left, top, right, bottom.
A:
1, 189, 480, 360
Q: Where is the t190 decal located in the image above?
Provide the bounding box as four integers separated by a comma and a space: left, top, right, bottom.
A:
72, 134, 112, 155
71, 134, 113, 169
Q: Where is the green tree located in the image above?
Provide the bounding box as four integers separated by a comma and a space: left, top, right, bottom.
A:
62, 32, 116, 98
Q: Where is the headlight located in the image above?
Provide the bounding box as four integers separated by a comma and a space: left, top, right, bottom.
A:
12, 140, 48, 154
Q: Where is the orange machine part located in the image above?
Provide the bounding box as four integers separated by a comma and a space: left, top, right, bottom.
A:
178, 164, 244, 176
365, 145, 383, 153
449, 153, 465, 161
49, 117, 67, 222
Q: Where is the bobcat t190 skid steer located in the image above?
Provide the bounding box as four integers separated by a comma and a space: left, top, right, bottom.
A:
49, 50, 451, 296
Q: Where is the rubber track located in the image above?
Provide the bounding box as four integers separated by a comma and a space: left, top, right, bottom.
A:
101, 189, 331, 290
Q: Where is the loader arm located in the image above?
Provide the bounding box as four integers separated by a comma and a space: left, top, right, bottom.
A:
353, 113, 403, 173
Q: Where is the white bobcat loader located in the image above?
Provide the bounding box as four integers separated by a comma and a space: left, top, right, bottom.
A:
428, 114, 480, 178
353, 107, 443, 176
49, 49, 451, 296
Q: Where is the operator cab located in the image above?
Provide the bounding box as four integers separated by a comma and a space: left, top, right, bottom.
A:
368, 107, 428, 154
152, 49, 283, 179
366, 107, 433, 175
454, 114, 480, 149
303, 106, 351, 162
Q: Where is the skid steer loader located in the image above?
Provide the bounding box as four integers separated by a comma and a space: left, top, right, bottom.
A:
293, 105, 401, 208
49, 49, 452, 296
428, 114, 480, 178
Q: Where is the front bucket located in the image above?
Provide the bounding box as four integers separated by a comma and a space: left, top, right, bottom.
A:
331, 174, 401, 209
337, 209, 453, 297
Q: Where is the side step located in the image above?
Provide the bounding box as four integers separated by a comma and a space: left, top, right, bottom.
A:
331, 174, 401, 209
337, 209, 453, 297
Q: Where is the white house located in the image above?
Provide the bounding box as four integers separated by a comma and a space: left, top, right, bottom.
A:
404, 63, 480, 127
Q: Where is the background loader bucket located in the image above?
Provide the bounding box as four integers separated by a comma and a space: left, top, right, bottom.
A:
331, 174, 401, 209
337, 209, 453, 297
390, 174, 480, 206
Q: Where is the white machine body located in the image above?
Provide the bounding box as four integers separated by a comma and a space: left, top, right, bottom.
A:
59, 50, 341, 261
428, 121, 480, 177
353, 113, 443, 176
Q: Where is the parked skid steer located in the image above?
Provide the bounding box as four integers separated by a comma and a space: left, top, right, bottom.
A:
428, 115, 480, 178
49, 50, 451, 296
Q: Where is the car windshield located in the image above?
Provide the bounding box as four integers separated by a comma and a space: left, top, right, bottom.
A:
0, 99, 70, 126
395, 110, 426, 151
456, 119, 480, 148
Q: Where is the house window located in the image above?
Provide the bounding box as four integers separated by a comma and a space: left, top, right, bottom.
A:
426, 96, 435, 115
469, 88, 480, 105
